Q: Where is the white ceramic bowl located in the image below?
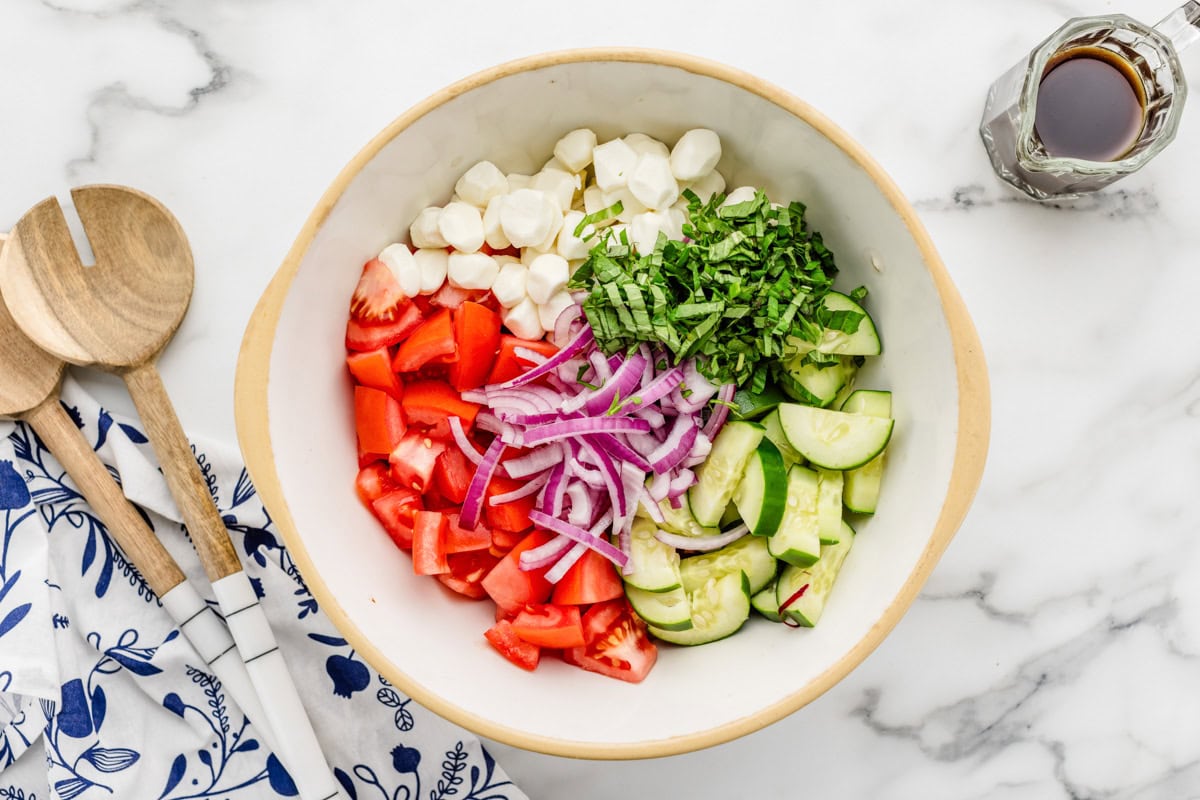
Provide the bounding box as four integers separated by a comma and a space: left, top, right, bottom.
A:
236, 48, 990, 759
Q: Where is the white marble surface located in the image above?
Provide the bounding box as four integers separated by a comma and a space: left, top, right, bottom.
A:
4, 0, 1200, 797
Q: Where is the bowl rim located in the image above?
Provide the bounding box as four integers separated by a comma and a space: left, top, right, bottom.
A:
234, 46, 991, 760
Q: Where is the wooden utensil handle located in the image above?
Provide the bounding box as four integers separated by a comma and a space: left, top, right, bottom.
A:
24, 393, 187, 596
122, 361, 244, 581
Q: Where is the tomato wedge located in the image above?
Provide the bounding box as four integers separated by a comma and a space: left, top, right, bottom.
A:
355, 386, 406, 461
402, 379, 482, 428
392, 308, 455, 372
444, 513, 492, 553
484, 620, 539, 671
486, 335, 560, 385
370, 488, 423, 550
388, 431, 446, 492
510, 603, 586, 648
561, 599, 657, 683
355, 462, 395, 507
350, 258, 408, 323
448, 302, 501, 392
347, 348, 404, 401
433, 445, 474, 505
412, 510, 449, 575
345, 303, 422, 352
550, 548, 625, 605
481, 530, 555, 613
484, 475, 536, 534
435, 549, 500, 599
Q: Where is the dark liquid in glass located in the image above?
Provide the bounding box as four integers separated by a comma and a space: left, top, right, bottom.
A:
1034, 46, 1146, 161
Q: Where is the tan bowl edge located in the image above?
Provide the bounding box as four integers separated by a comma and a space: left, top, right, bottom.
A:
234, 46, 992, 761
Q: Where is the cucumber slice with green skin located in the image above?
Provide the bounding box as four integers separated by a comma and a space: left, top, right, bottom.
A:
777, 357, 856, 409
762, 409, 804, 466
785, 292, 882, 357
841, 391, 893, 514
750, 577, 783, 622
776, 521, 855, 627
777, 403, 894, 470
816, 469, 843, 545
732, 438, 788, 537
680, 535, 777, 595
688, 421, 765, 527
719, 501, 742, 528
768, 466, 821, 568
650, 571, 751, 646
731, 383, 789, 420
626, 584, 692, 631
624, 518, 683, 592
831, 374, 859, 411
649, 499, 719, 539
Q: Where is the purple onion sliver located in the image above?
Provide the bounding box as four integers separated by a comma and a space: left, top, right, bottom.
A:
590, 433, 652, 472
461, 438, 506, 528
496, 325, 593, 389
655, 524, 749, 552
520, 415, 651, 445
702, 384, 737, 439
565, 482, 593, 527
448, 416, 483, 466
544, 542, 588, 584
513, 346, 549, 366
640, 489, 666, 523
519, 533, 574, 571
489, 471, 549, 505
552, 303, 582, 346
648, 415, 699, 474
528, 510, 628, 568
503, 445, 562, 478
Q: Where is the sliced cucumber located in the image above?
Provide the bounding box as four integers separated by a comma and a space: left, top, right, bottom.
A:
627, 584, 692, 631
731, 383, 788, 420
841, 390, 893, 514
776, 356, 855, 408
762, 409, 803, 466
624, 518, 682, 593
776, 521, 855, 627
650, 571, 751, 646
719, 501, 742, 528
816, 469, 843, 545
688, 421, 765, 526
785, 292, 881, 357
653, 499, 719, 539
732, 438, 788, 537
680, 535, 777, 595
750, 577, 784, 622
777, 403, 894, 470
768, 466, 821, 568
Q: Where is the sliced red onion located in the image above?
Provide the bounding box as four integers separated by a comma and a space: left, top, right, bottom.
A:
648, 415, 699, 474
521, 416, 650, 445
513, 346, 549, 366
460, 389, 489, 404
495, 325, 593, 389
588, 351, 612, 383
553, 302, 582, 346
461, 438, 506, 528
702, 384, 737, 440
564, 352, 646, 415
529, 510, 628, 568
668, 468, 695, 497
572, 462, 606, 489
589, 509, 614, 535
519, 533, 574, 570
543, 461, 568, 517
448, 416, 483, 466
544, 541, 588, 583
489, 471, 549, 505
579, 439, 626, 517
640, 489, 667, 523
475, 412, 511, 436
647, 471, 671, 503
624, 368, 684, 411
682, 359, 718, 405
565, 482, 593, 527
486, 388, 552, 413
589, 433, 652, 472
654, 523, 748, 552
634, 406, 667, 429
504, 444, 562, 478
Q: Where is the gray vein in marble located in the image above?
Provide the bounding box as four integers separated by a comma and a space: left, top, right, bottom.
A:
920, 571, 1033, 625
914, 183, 1161, 219
39, 0, 233, 176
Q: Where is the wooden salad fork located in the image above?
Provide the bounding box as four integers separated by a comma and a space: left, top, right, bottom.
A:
0, 189, 342, 800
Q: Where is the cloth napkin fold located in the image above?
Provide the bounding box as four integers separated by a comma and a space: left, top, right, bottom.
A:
0, 375, 527, 800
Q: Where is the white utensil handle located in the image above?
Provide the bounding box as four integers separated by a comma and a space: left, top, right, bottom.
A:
160, 581, 281, 755
212, 571, 343, 800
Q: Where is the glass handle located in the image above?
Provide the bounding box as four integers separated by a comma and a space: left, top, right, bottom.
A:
1156, 0, 1200, 53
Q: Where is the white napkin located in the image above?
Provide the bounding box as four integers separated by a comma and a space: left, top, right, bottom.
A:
0, 376, 528, 800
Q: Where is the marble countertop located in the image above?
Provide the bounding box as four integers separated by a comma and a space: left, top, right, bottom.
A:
5, 1, 1200, 797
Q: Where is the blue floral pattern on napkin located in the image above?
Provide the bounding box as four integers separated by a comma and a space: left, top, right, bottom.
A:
0, 377, 526, 800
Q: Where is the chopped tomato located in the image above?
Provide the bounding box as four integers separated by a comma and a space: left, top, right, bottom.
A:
561, 599, 657, 683
433, 445, 474, 505
355, 386, 406, 460
448, 302, 501, 392
490, 527, 525, 551
347, 348, 404, 401
486, 336, 560, 385
388, 431, 446, 492
435, 549, 500, 599
402, 379, 481, 428
431, 283, 476, 310
484, 475, 536, 534
444, 512, 492, 553
484, 620, 539, 671
370, 488, 423, 550
550, 549, 625, 605
481, 530, 555, 612
392, 309, 455, 372
510, 604, 586, 649
345, 303, 422, 352
355, 462, 395, 507
412, 511, 449, 575
350, 258, 407, 323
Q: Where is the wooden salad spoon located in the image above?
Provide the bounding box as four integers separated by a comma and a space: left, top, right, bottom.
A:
0, 189, 342, 800
0, 233, 279, 755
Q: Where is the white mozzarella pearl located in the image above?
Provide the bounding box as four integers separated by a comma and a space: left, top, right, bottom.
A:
525, 253, 570, 305
437, 201, 485, 253
630, 212, 667, 254
592, 138, 638, 190
623, 133, 670, 158
413, 248, 449, 294
491, 261, 528, 308
553, 128, 598, 172
627, 153, 680, 210
482, 196, 511, 249
447, 251, 499, 290
539, 291, 576, 333
670, 128, 723, 181
722, 186, 758, 207
409, 207, 448, 249
454, 161, 508, 208
684, 169, 727, 202
379, 243, 422, 297
531, 169, 581, 213
506, 173, 532, 191
557, 210, 595, 260
500, 189, 560, 248
501, 297, 543, 339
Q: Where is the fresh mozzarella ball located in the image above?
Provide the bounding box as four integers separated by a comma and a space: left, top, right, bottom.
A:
526, 253, 570, 305
583, 185, 618, 225
532, 169, 581, 213
553, 128, 598, 172
534, 211, 565, 253
630, 212, 667, 254
506, 173, 533, 191
539, 290, 576, 333
722, 186, 758, 207
623, 133, 670, 158
482, 196, 511, 249
491, 260, 528, 308
670, 129, 723, 181
557, 210, 595, 260
520, 247, 546, 267
438, 202, 485, 253
627, 153, 680, 210
409, 207, 448, 249
662, 207, 686, 240
592, 138, 638, 190
685, 169, 727, 202
413, 248, 449, 294
501, 297, 543, 339
604, 186, 648, 222
501, 189, 561, 248
454, 161, 508, 208
379, 243, 422, 297
447, 251, 499, 290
